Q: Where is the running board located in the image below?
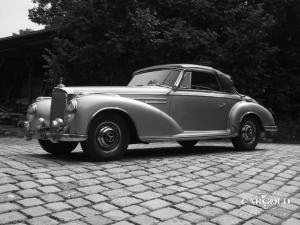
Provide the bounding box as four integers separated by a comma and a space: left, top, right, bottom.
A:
140, 130, 233, 142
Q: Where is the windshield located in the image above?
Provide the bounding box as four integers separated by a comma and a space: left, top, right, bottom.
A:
128, 69, 181, 87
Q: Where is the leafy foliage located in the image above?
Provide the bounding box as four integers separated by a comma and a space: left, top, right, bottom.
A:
29, 0, 300, 122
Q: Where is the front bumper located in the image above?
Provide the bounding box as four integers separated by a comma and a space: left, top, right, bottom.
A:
24, 121, 87, 142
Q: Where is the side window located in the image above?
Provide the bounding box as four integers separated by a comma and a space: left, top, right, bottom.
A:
179, 72, 191, 89
190, 71, 220, 91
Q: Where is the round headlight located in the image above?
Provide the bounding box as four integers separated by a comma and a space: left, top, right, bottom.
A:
64, 100, 77, 123
27, 103, 37, 122
66, 99, 77, 113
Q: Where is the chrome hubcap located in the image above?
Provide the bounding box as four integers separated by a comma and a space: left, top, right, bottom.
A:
96, 122, 121, 152
241, 121, 256, 143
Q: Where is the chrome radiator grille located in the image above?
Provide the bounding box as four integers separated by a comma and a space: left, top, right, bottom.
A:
50, 89, 67, 126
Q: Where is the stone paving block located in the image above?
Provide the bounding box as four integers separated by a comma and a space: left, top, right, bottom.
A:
17, 197, 44, 207
0, 202, 19, 213
162, 195, 185, 203
92, 202, 118, 212
258, 213, 281, 224
243, 219, 269, 225
52, 210, 82, 222
282, 218, 300, 225
241, 205, 264, 215
17, 181, 40, 189
84, 193, 108, 203
102, 189, 132, 199
17, 189, 42, 198
125, 184, 150, 193
158, 218, 191, 225
119, 178, 143, 186
112, 221, 135, 225
22, 206, 51, 217
77, 185, 107, 194
45, 201, 72, 211
0, 211, 27, 224
74, 206, 100, 216
180, 212, 206, 223
59, 190, 84, 199
174, 202, 197, 211
40, 193, 64, 202
141, 199, 171, 210
111, 196, 141, 207
201, 194, 222, 202
134, 190, 162, 200
280, 185, 299, 193
187, 198, 210, 207
212, 214, 242, 225
229, 209, 253, 220
62, 220, 88, 225
150, 207, 182, 220
213, 201, 235, 210
123, 205, 149, 215
0, 184, 19, 193
67, 197, 90, 207
27, 215, 58, 225
129, 214, 160, 225
103, 209, 131, 221
196, 206, 224, 218
268, 207, 292, 219
102, 182, 124, 189
38, 185, 61, 193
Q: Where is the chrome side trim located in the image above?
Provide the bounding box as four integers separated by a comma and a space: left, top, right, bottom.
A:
140, 130, 233, 142
264, 125, 278, 132
134, 97, 168, 104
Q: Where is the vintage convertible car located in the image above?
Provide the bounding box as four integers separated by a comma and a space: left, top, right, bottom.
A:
25, 64, 277, 161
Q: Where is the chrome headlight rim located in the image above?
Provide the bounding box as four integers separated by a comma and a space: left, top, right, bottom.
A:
64, 99, 77, 123
65, 99, 77, 113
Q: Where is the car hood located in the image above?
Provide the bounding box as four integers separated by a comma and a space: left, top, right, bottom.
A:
60, 86, 171, 96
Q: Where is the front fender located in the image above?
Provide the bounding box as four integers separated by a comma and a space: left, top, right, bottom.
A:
28, 98, 52, 130
70, 94, 183, 139
228, 101, 276, 135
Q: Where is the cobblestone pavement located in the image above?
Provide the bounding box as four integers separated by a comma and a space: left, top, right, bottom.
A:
0, 137, 299, 225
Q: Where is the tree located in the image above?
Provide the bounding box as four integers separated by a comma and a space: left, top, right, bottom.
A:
29, 0, 300, 123
12, 28, 34, 36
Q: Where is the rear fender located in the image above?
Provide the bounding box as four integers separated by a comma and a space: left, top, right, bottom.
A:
228, 101, 276, 135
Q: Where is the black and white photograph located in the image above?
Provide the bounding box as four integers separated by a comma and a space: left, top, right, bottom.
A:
0, 0, 299, 224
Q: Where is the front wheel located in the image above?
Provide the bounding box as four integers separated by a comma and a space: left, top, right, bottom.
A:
81, 113, 130, 161
178, 140, 198, 148
38, 140, 78, 155
231, 116, 260, 151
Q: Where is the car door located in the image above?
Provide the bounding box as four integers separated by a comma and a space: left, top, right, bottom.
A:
169, 70, 228, 132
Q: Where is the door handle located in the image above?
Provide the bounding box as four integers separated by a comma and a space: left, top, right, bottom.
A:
219, 102, 226, 108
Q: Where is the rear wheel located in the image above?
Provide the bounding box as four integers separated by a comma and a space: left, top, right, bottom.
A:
178, 140, 198, 148
231, 116, 260, 151
38, 140, 78, 155
81, 113, 130, 161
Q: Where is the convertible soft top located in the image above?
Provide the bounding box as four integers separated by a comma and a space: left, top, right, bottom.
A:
133, 64, 235, 93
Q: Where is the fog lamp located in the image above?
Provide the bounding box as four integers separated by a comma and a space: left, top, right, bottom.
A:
51, 118, 64, 130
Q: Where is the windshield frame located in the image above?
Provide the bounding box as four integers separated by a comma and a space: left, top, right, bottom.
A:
128, 69, 182, 88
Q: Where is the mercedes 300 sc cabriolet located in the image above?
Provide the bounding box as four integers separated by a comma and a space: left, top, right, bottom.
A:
25, 64, 277, 161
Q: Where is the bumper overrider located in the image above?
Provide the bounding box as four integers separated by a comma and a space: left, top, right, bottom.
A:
24, 120, 87, 142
